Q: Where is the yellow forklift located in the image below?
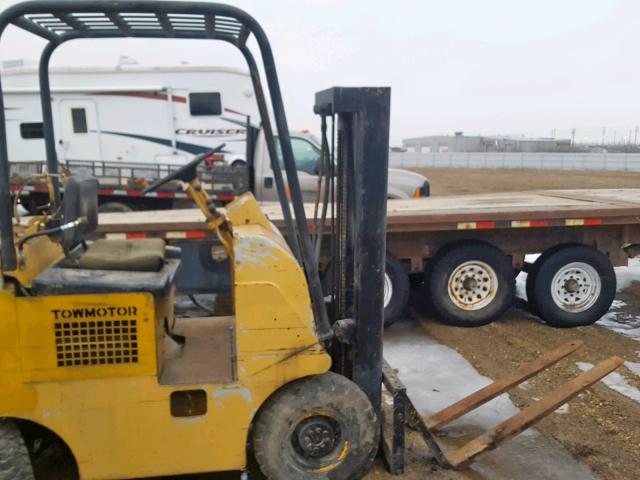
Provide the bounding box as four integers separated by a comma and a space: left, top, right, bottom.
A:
0, 1, 623, 479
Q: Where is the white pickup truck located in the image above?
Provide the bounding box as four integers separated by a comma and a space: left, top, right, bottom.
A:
251, 130, 430, 202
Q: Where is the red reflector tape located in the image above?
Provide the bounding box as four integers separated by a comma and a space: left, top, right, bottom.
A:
185, 231, 207, 239
476, 221, 496, 229
584, 218, 603, 226
126, 232, 147, 239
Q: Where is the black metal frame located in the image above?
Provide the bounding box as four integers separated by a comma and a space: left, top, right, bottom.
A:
314, 87, 391, 411
0, 0, 331, 337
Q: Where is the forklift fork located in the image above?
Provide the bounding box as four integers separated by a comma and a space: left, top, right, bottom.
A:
381, 340, 623, 473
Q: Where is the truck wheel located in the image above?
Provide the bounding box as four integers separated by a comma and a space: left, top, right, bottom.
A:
231, 159, 246, 168
98, 202, 133, 213
528, 245, 616, 327
0, 420, 35, 480
252, 372, 378, 480
426, 241, 515, 327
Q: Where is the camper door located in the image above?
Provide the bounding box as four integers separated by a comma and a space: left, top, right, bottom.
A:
58, 99, 102, 162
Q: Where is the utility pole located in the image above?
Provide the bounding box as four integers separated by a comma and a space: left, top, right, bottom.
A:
635, 126, 638, 145
571, 128, 576, 146
602, 127, 606, 145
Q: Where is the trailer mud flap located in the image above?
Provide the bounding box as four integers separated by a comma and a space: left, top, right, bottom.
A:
380, 340, 623, 474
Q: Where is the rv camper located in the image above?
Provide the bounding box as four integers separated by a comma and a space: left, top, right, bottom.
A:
3, 58, 259, 167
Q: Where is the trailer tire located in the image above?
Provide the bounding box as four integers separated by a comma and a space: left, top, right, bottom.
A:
0, 420, 35, 480
525, 244, 581, 309
426, 241, 515, 327
252, 372, 378, 480
322, 256, 409, 328
528, 244, 616, 328
381, 256, 410, 327
98, 202, 133, 213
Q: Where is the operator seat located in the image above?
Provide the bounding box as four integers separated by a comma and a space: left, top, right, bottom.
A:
32, 175, 179, 297
63, 175, 166, 272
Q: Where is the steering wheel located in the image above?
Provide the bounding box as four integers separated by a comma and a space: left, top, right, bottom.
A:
143, 144, 226, 194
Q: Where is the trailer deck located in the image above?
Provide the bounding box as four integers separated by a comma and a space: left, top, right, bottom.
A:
97, 188, 640, 236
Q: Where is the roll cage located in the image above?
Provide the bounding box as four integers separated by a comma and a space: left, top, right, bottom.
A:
0, 0, 331, 337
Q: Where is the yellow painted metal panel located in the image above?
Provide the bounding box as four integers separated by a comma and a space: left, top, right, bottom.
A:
17, 293, 157, 382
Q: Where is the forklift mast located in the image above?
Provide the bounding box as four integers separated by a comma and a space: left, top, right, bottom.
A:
314, 88, 391, 413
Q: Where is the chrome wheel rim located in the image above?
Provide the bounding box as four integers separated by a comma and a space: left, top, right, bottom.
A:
383, 272, 393, 309
448, 261, 498, 311
550, 262, 601, 312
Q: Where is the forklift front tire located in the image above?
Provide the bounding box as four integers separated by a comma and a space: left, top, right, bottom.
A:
252, 372, 379, 480
0, 420, 35, 480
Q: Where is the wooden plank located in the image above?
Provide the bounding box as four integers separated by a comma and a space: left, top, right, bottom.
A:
426, 340, 584, 431
446, 356, 624, 468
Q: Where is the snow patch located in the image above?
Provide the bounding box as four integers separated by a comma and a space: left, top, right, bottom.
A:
384, 329, 521, 431
597, 312, 640, 341
624, 361, 640, 378
576, 362, 640, 404
554, 404, 570, 415
615, 258, 640, 292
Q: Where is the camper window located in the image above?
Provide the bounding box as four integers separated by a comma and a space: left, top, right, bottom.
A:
71, 108, 88, 134
20, 122, 44, 139
189, 92, 222, 116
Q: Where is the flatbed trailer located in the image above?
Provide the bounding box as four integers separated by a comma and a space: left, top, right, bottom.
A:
96, 188, 640, 328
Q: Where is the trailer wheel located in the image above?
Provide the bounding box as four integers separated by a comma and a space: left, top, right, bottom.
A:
426, 241, 515, 327
528, 245, 616, 327
252, 372, 378, 480
322, 256, 409, 328
525, 244, 579, 309
382, 256, 410, 327
98, 202, 133, 213
0, 420, 35, 480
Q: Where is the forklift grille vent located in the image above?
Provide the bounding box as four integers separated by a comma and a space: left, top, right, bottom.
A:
54, 320, 139, 367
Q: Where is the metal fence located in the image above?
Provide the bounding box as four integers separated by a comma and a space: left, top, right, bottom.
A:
389, 152, 640, 171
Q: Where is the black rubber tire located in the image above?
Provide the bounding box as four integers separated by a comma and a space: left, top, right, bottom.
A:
322, 256, 409, 328
231, 159, 246, 168
381, 256, 410, 327
97, 202, 133, 213
529, 244, 616, 328
425, 240, 515, 327
525, 244, 580, 310
0, 420, 35, 480
252, 372, 379, 480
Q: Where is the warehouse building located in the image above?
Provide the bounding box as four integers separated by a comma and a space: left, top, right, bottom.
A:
403, 132, 572, 153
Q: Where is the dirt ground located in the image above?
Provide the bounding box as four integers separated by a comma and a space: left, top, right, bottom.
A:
410, 167, 640, 196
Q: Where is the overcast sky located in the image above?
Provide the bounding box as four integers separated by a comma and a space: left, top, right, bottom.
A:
0, 0, 638, 145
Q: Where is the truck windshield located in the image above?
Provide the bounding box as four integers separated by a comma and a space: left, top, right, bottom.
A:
275, 137, 320, 175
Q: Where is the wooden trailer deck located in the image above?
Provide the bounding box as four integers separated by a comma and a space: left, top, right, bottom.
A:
96, 188, 640, 236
